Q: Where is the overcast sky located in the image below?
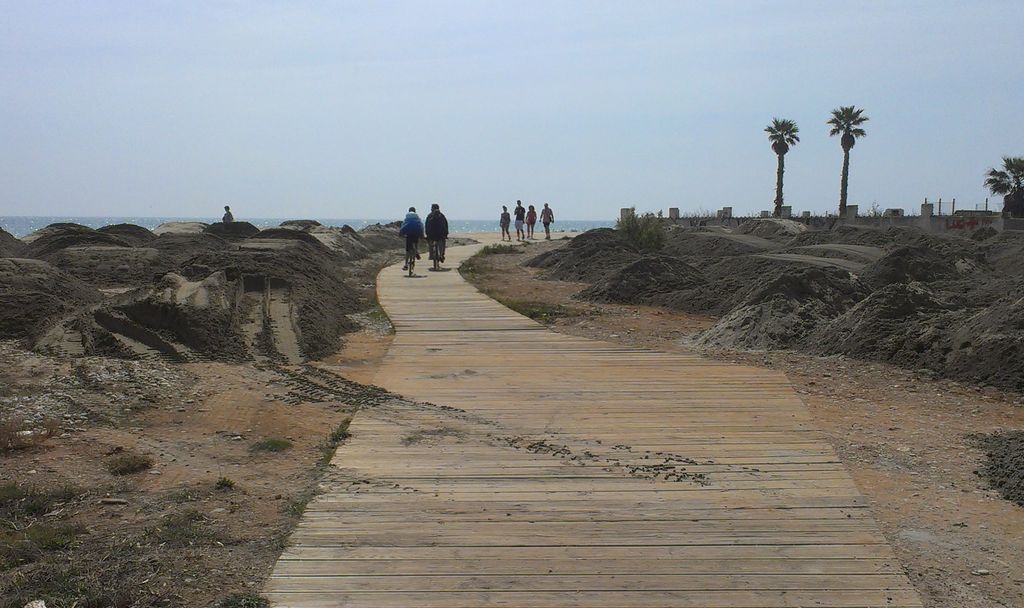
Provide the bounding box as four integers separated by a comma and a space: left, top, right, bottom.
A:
2, 1, 1022, 220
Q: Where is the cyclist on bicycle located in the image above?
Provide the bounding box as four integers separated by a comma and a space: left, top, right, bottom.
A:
425, 203, 449, 266
399, 207, 424, 271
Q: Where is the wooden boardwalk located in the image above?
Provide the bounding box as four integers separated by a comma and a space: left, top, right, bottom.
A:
266, 240, 922, 607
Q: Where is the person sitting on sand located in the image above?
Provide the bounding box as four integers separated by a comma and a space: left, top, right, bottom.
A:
399, 207, 424, 271
425, 203, 449, 264
540, 203, 554, 239
499, 206, 511, 241
222, 205, 234, 223
526, 204, 537, 239
514, 200, 526, 241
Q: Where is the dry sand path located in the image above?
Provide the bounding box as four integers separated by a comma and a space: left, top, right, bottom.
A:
266, 237, 923, 607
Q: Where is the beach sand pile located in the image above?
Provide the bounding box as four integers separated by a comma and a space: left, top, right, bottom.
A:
530, 220, 1024, 390
1, 220, 407, 363
975, 431, 1024, 507
0, 226, 23, 257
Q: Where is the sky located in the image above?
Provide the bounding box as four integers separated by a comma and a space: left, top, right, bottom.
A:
1, 1, 1022, 220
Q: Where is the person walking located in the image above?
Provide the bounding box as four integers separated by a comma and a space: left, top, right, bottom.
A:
526, 204, 537, 239
399, 207, 424, 271
499, 206, 512, 241
513, 200, 526, 241
222, 205, 234, 223
425, 203, 449, 267
540, 203, 554, 239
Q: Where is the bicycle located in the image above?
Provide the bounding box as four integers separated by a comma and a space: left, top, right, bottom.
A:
405, 246, 416, 277
428, 239, 445, 271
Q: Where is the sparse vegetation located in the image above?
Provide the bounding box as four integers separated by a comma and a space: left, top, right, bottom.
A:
106, 450, 153, 475
0, 483, 83, 569
214, 477, 235, 490
616, 209, 666, 251
499, 299, 574, 324
220, 592, 270, 608
481, 243, 524, 254
146, 508, 216, 546
319, 416, 353, 465
249, 437, 292, 453
1, 417, 59, 453
283, 492, 314, 518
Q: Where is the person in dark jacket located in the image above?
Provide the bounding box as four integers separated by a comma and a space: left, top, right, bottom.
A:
425, 203, 449, 264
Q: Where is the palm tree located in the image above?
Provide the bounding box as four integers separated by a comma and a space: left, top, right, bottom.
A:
984, 156, 1024, 216
827, 106, 869, 215
765, 118, 800, 217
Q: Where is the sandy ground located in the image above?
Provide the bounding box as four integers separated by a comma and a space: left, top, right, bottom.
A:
0, 323, 395, 606
461, 238, 1024, 608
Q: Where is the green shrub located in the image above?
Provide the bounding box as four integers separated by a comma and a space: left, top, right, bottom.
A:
616, 209, 666, 251
214, 477, 235, 490
480, 244, 524, 255
106, 451, 153, 476
249, 438, 292, 453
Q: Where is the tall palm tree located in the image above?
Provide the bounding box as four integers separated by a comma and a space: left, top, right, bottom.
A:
984, 156, 1024, 216
827, 106, 869, 215
765, 118, 800, 217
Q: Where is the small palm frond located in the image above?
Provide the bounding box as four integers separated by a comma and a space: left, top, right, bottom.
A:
986, 156, 1024, 195
765, 118, 800, 149
828, 105, 869, 138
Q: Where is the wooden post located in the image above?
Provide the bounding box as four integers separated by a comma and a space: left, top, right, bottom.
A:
952, 198, 956, 215
938, 198, 942, 216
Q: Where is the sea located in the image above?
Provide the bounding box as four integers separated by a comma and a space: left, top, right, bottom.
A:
0, 216, 614, 239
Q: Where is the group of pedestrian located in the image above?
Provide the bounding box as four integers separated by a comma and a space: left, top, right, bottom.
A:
500, 200, 554, 241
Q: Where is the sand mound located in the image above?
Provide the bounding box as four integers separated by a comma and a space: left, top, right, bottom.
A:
975, 431, 1024, 507
204, 221, 260, 240
861, 246, 960, 287
0, 227, 22, 257
736, 218, 807, 241
20, 222, 93, 243
178, 239, 362, 360
696, 267, 867, 350
971, 226, 998, 241
96, 223, 156, 246
280, 219, 322, 229
944, 290, 1024, 390
47, 246, 166, 287
809, 282, 951, 364
356, 223, 405, 251
661, 229, 777, 258
254, 227, 332, 249
983, 231, 1024, 277
579, 255, 706, 304
152, 221, 208, 235
150, 232, 230, 254
0, 258, 101, 341
22, 224, 131, 260
528, 228, 641, 283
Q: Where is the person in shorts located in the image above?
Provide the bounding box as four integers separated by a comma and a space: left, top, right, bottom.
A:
526, 204, 537, 239
540, 203, 554, 239
499, 206, 511, 241
513, 200, 526, 241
